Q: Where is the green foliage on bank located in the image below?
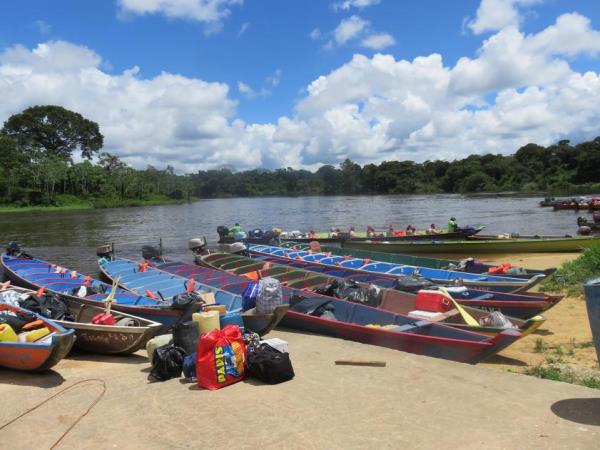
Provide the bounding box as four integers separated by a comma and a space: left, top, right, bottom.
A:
540, 245, 600, 296
2, 105, 600, 210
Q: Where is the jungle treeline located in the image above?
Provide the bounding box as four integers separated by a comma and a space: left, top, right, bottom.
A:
1, 105, 600, 208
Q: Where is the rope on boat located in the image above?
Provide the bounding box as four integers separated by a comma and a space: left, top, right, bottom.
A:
0, 378, 106, 449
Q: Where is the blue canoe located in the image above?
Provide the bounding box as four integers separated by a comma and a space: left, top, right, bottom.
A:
98, 257, 289, 336
98, 257, 243, 311
584, 277, 600, 363
248, 244, 545, 293
1, 253, 196, 328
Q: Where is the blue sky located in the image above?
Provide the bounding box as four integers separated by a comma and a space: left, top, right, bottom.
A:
1, 1, 600, 171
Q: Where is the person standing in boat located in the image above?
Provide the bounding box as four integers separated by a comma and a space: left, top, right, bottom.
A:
448, 217, 458, 232
405, 224, 417, 236
387, 224, 395, 237
348, 226, 357, 238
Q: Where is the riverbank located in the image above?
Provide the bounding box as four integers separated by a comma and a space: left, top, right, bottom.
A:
0, 195, 194, 213
478, 252, 600, 388
1, 329, 599, 448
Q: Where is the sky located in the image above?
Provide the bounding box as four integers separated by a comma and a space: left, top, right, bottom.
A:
1, 0, 600, 172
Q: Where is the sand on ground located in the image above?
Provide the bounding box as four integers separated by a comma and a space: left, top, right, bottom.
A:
474, 252, 598, 374
1, 328, 600, 449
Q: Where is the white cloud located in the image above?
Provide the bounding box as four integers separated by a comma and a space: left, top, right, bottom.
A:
117, 0, 242, 33
237, 21, 249, 37
332, 15, 368, 46
309, 28, 321, 40
451, 13, 600, 96
467, 0, 542, 34
237, 81, 256, 99
324, 15, 395, 51
332, 0, 380, 12
3, 4, 600, 172
361, 32, 395, 50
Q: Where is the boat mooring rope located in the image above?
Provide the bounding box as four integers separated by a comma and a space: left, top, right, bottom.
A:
0, 378, 106, 449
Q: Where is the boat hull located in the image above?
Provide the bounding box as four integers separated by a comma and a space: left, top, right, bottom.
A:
280, 311, 521, 364
342, 236, 600, 253
55, 300, 162, 354
1, 254, 185, 330
281, 242, 554, 279
0, 302, 76, 371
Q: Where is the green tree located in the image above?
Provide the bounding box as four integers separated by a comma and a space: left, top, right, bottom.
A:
1, 105, 103, 161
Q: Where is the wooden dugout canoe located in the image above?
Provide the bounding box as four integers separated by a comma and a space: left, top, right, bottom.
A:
341, 235, 600, 254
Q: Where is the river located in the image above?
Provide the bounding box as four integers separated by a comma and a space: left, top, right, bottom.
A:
0, 194, 592, 274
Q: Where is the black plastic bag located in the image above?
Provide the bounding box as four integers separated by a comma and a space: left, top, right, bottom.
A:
150, 344, 186, 381
314, 279, 382, 307
335, 280, 381, 307
313, 280, 338, 297
172, 320, 200, 355
172, 291, 201, 309
19, 293, 73, 321
392, 275, 437, 294
247, 344, 294, 384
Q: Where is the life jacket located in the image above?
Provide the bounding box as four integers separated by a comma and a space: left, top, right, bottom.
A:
488, 263, 512, 274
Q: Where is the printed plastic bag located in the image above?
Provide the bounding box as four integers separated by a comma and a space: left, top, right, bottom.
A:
256, 278, 283, 314
196, 325, 246, 390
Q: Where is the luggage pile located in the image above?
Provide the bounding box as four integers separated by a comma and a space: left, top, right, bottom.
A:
146, 278, 295, 389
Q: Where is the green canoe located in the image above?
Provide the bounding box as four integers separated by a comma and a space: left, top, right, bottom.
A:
341, 235, 600, 254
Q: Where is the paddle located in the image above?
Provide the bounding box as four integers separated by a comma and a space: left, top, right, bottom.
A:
437, 286, 479, 327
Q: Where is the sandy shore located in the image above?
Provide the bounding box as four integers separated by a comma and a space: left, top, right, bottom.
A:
475, 253, 598, 375
1, 329, 600, 449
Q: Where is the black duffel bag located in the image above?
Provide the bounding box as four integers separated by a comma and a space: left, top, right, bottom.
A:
247, 344, 295, 385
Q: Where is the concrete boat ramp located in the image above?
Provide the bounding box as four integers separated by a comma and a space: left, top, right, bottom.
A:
1, 329, 599, 449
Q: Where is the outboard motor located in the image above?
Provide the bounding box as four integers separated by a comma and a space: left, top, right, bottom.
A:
228, 242, 247, 255
6, 241, 22, 257
216, 226, 229, 244
96, 244, 114, 259
142, 245, 162, 261
577, 216, 589, 227
188, 237, 208, 256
